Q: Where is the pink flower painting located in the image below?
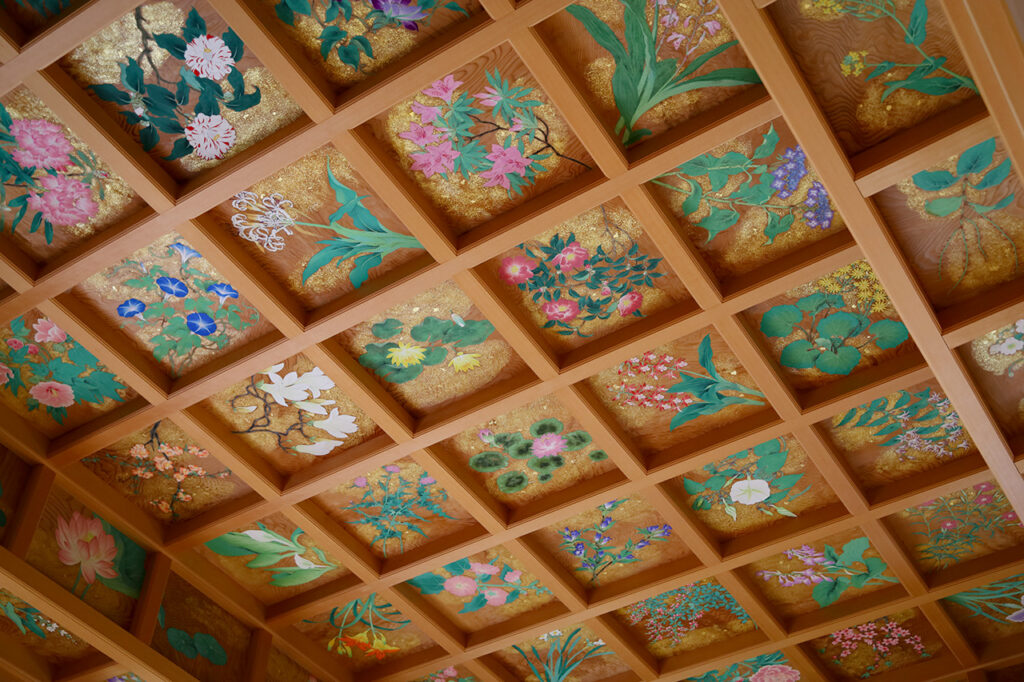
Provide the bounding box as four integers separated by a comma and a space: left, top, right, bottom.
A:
552, 242, 589, 271
616, 290, 643, 316
32, 318, 66, 344
9, 119, 73, 170
55, 511, 119, 586
541, 299, 580, 322
750, 664, 801, 682
443, 575, 477, 597
184, 34, 236, 80
410, 140, 460, 177
184, 114, 237, 160
399, 123, 441, 147
531, 432, 567, 458
0, 363, 12, 386
499, 255, 537, 285
30, 380, 75, 408
422, 75, 463, 102
27, 174, 98, 226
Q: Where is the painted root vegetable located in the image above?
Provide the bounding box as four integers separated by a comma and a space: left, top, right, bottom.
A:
89, 9, 261, 161
358, 314, 495, 384
305, 593, 409, 660
273, 0, 468, 71
407, 556, 551, 612
205, 523, 339, 586
685, 651, 801, 682
943, 573, 1024, 624
54, 511, 146, 601
567, 0, 760, 145
625, 580, 750, 645
819, 616, 929, 677
472, 419, 608, 495
682, 438, 808, 521
231, 162, 425, 288
909, 137, 1018, 291
156, 605, 227, 665
513, 628, 611, 682
654, 124, 835, 244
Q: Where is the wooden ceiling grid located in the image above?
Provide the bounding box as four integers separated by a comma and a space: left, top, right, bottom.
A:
0, 0, 1020, 680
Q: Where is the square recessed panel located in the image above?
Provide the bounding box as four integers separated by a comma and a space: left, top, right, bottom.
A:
493, 624, 632, 681
73, 232, 273, 379
267, 647, 317, 682
742, 527, 900, 618
0, 447, 32, 544
263, 0, 483, 90
961, 317, 1024, 438
369, 42, 594, 235
439, 393, 619, 509
0, 86, 147, 265
1, 0, 85, 36
336, 279, 532, 417
942, 572, 1024, 645
809, 608, 944, 679
199, 512, 349, 605
201, 352, 384, 475
482, 199, 689, 352
209, 144, 431, 311
536, 0, 759, 148
769, 0, 978, 155
24, 485, 148, 628
0, 587, 94, 666
294, 592, 436, 671
59, 0, 304, 181
682, 651, 808, 681
154, 571, 252, 678
649, 119, 845, 281
745, 259, 916, 392
535, 496, 687, 589
80, 418, 251, 525
0, 309, 137, 437
584, 326, 771, 455
404, 545, 557, 633
822, 380, 977, 491
666, 435, 839, 541
875, 136, 1024, 309
313, 457, 478, 560
613, 578, 758, 658
889, 480, 1024, 574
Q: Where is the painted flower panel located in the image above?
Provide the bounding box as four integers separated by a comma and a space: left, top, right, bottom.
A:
0, 310, 136, 437
60, 0, 303, 181
443, 394, 618, 509
537, 496, 688, 588
743, 528, 899, 617
651, 120, 845, 280
201, 353, 382, 475
24, 487, 147, 628
0, 447, 31, 544
824, 381, 976, 490
809, 609, 942, 679
614, 578, 755, 658
492, 624, 630, 682
747, 260, 914, 391
201, 512, 348, 604
313, 457, 477, 559
337, 279, 529, 417
890, 480, 1024, 573
684, 651, 804, 682
211, 145, 428, 310
0, 87, 146, 265
942, 572, 1024, 644
265, 0, 482, 89
963, 317, 1024, 438
538, 0, 759, 148
584, 328, 769, 455
74, 233, 271, 378
371, 43, 593, 234
0, 588, 93, 666
769, 0, 977, 155
671, 435, 839, 540
485, 199, 688, 351
81, 419, 250, 524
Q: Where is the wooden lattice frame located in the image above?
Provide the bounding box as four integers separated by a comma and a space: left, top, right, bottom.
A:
0, 0, 1022, 680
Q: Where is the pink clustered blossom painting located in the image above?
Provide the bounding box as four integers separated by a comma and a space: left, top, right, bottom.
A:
607, 351, 695, 412
819, 615, 931, 678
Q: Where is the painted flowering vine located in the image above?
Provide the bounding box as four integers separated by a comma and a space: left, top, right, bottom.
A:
205, 523, 339, 587
408, 556, 551, 612
472, 419, 607, 495
811, 0, 977, 101
344, 464, 454, 557
682, 438, 808, 521
228, 362, 360, 457
656, 124, 836, 243
499, 214, 665, 338
819, 615, 930, 678
944, 573, 1024, 624
760, 264, 910, 376
274, 0, 468, 72
567, 0, 759, 145
82, 421, 232, 519
305, 593, 409, 661
756, 538, 897, 608
399, 71, 590, 195
0, 592, 79, 643
686, 652, 801, 682
111, 241, 259, 376
231, 162, 424, 288
0, 102, 110, 244
513, 628, 611, 682
625, 580, 750, 645
55, 511, 146, 602
903, 482, 1020, 570
557, 499, 672, 584
0, 316, 127, 424
90, 8, 262, 161
358, 314, 495, 384
984, 318, 1024, 376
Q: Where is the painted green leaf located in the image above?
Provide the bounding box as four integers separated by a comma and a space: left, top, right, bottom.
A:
496, 470, 529, 493
682, 478, 705, 494
912, 169, 957, 191
421, 346, 448, 366
760, 305, 802, 337
837, 536, 870, 567
779, 339, 816, 369
408, 572, 446, 595
869, 319, 909, 349
812, 575, 849, 607
974, 158, 1012, 189
973, 195, 1014, 213
752, 439, 782, 457
378, 363, 422, 383
443, 558, 472, 574
371, 320, 402, 339
681, 180, 702, 215
763, 212, 794, 244
697, 206, 740, 242
905, 0, 928, 45
705, 475, 727, 490
469, 451, 507, 472
410, 316, 451, 342
445, 319, 495, 347
957, 137, 996, 176
817, 311, 868, 339
193, 632, 227, 665
166, 628, 197, 658
562, 430, 592, 451
751, 124, 779, 161
773, 473, 803, 490
459, 593, 489, 613
755, 451, 787, 478
814, 345, 861, 375
530, 418, 563, 436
